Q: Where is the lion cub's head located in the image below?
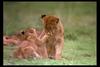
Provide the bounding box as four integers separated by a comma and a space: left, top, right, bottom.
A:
41, 15, 59, 31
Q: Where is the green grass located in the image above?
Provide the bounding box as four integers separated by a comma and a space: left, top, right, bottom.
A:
3, 36, 96, 65
3, 2, 96, 65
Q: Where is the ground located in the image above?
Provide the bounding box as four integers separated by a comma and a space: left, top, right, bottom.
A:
3, 2, 96, 65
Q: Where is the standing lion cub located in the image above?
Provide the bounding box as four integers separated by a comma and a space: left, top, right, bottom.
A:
41, 15, 64, 60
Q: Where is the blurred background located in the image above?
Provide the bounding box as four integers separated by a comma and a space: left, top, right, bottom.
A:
3, 2, 96, 35
3, 2, 96, 65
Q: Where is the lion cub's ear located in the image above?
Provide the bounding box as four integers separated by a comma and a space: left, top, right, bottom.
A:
56, 18, 59, 24
41, 15, 46, 18
21, 31, 25, 35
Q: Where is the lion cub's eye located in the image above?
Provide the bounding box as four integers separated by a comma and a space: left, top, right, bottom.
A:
51, 19, 55, 22
5, 36, 10, 39
29, 30, 34, 33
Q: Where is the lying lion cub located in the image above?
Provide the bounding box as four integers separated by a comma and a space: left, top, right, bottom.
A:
13, 28, 48, 59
